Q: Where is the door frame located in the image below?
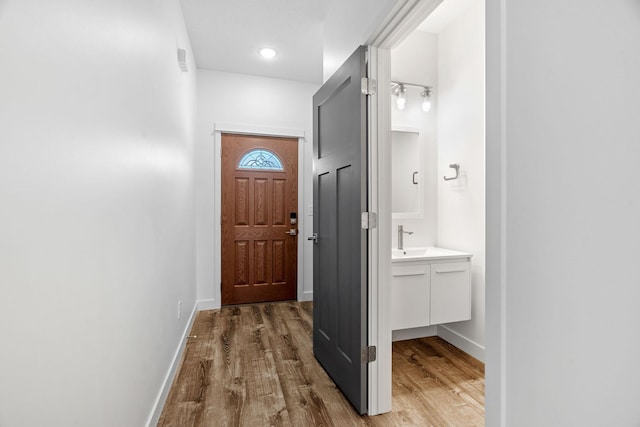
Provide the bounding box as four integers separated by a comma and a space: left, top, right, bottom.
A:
212, 123, 308, 308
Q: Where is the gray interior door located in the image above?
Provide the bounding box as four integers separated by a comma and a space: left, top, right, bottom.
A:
312, 46, 368, 414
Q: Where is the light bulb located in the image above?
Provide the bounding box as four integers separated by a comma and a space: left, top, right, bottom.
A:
396, 96, 406, 110
421, 98, 431, 112
396, 85, 407, 110
421, 87, 432, 112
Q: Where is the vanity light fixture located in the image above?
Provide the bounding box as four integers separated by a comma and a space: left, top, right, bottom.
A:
259, 47, 277, 59
391, 81, 434, 112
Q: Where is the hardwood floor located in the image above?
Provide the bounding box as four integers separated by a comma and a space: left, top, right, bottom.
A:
158, 301, 484, 426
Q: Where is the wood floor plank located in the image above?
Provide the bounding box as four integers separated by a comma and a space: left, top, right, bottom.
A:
390, 338, 484, 426
263, 302, 338, 426
158, 301, 484, 427
239, 304, 292, 426
406, 339, 484, 411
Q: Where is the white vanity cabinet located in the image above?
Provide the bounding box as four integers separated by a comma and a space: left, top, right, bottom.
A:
391, 248, 472, 331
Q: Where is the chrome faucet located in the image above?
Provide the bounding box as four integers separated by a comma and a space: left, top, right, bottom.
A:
397, 225, 413, 250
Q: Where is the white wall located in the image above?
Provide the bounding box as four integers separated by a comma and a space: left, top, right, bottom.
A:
390, 31, 439, 248
0, 1, 197, 426
436, 0, 485, 358
323, 0, 399, 81
486, 0, 640, 425
195, 70, 318, 305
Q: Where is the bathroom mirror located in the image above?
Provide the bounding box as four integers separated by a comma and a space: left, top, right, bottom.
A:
392, 129, 423, 219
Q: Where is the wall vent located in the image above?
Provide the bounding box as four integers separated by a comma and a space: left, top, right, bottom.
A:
177, 48, 188, 72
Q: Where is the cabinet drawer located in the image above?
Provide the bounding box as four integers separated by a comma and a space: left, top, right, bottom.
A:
392, 265, 428, 277
391, 264, 430, 330
430, 262, 471, 325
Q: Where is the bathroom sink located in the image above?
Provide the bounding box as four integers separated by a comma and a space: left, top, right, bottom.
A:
392, 246, 473, 262
392, 248, 429, 258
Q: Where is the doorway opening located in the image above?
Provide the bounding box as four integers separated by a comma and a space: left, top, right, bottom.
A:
380, 0, 487, 419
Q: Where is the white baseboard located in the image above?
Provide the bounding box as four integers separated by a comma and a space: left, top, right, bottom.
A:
146, 301, 199, 427
437, 325, 485, 362
298, 291, 313, 302
392, 325, 438, 342
196, 298, 216, 311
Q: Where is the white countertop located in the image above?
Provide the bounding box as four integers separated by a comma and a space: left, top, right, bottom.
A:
392, 246, 472, 262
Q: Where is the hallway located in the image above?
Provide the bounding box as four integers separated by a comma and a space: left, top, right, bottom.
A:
159, 301, 484, 426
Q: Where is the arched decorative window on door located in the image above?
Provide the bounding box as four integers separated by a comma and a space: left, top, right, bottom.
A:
237, 148, 284, 171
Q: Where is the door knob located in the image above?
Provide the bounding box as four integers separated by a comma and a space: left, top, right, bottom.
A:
307, 233, 318, 244
285, 229, 298, 236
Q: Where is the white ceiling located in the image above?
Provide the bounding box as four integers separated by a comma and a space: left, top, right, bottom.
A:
180, 0, 477, 84
416, 0, 477, 34
180, 0, 333, 84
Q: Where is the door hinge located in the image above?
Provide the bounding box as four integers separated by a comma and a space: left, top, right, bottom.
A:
361, 212, 377, 229
362, 346, 377, 363
361, 77, 377, 96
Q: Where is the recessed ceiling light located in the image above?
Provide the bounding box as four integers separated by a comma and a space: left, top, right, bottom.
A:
259, 47, 277, 59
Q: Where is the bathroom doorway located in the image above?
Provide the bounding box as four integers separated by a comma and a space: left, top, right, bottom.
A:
384, 0, 487, 419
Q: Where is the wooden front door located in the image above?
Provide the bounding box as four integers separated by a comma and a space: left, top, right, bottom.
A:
221, 133, 298, 305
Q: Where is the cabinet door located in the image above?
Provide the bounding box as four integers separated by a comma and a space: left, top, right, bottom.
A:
391, 264, 430, 330
430, 261, 471, 325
